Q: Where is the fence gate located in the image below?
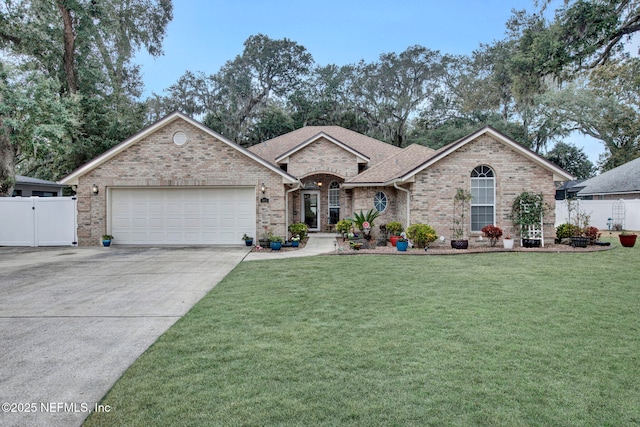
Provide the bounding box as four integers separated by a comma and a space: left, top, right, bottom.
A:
0, 197, 77, 247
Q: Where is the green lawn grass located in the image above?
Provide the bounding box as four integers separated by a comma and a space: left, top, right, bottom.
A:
85, 240, 640, 426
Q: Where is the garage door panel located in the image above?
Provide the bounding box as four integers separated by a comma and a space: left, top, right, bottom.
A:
184, 218, 200, 227
110, 188, 255, 245
131, 202, 147, 213
202, 218, 216, 227
237, 218, 254, 228
148, 218, 164, 227
219, 231, 236, 242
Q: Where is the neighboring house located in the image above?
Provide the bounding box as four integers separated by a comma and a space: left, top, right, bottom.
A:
13, 175, 66, 197
555, 180, 585, 200
575, 157, 640, 200
59, 112, 573, 246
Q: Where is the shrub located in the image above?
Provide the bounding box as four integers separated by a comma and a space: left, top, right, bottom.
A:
336, 219, 352, 235
385, 221, 404, 236
556, 223, 575, 239
288, 222, 308, 240
585, 226, 600, 241
481, 225, 503, 247
407, 223, 438, 248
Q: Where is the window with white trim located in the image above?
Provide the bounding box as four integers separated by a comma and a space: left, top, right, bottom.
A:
328, 181, 340, 224
374, 191, 388, 212
471, 166, 495, 232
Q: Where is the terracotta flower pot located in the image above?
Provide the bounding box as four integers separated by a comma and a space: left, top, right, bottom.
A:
389, 235, 400, 247
619, 234, 637, 248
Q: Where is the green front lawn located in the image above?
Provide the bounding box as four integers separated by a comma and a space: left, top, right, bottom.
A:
86, 241, 640, 426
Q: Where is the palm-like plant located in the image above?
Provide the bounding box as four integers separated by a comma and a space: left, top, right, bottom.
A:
352, 209, 381, 240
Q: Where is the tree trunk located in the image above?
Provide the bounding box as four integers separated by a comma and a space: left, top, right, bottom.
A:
0, 117, 16, 197
57, 1, 78, 95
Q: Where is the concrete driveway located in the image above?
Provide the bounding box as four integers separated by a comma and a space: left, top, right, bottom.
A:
0, 246, 249, 427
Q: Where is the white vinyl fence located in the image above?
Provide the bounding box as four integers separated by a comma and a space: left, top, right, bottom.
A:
0, 197, 77, 246
555, 199, 640, 231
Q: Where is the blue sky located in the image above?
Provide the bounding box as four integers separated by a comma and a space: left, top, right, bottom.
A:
134, 0, 605, 164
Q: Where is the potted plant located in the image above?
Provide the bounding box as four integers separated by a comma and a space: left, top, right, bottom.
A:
566, 198, 590, 248
503, 234, 514, 249
386, 221, 404, 246
396, 235, 409, 252
407, 223, 438, 249
451, 188, 472, 249
241, 234, 253, 246
336, 219, 352, 241
291, 236, 301, 247
102, 234, 114, 247
481, 224, 503, 247
269, 236, 283, 251
288, 222, 309, 241
619, 231, 637, 247
511, 191, 546, 248
259, 227, 271, 247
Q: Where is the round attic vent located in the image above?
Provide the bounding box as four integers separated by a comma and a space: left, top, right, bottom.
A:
173, 131, 187, 146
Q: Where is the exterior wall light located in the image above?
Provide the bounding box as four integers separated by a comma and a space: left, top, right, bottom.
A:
261, 183, 266, 194
91, 184, 99, 195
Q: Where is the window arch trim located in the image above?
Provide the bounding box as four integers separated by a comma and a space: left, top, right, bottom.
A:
470, 165, 496, 232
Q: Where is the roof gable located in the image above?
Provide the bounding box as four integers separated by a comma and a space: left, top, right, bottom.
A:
59, 112, 296, 186
248, 126, 402, 167
399, 126, 574, 183
275, 132, 370, 163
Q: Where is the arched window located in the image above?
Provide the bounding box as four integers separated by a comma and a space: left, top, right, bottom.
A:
328, 181, 340, 224
471, 166, 495, 232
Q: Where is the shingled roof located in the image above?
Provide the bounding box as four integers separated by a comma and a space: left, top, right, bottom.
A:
577, 156, 640, 196
345, 144, 436, 185
247, 126, 402, 167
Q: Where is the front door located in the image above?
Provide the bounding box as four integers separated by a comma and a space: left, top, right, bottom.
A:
302, 191, 320, 231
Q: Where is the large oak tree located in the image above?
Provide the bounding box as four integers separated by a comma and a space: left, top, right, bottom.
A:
0, 0, 172, 195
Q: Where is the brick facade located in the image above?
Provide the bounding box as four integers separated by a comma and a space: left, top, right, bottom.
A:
409, 135, 557, 242
352, 187, 399, 238
75, 119, 287, 245
287, 137, 360, 179
285, 138, 360, 231
64, 115, 568, 247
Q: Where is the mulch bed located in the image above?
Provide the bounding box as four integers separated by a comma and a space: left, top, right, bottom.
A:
335, 238, 612, 255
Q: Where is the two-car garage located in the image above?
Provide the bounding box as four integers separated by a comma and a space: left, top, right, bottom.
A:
109, 187, 256, 245
59, 112, 296, 246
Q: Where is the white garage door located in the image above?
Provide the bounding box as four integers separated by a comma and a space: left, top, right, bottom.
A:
110, 188, 255, 245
